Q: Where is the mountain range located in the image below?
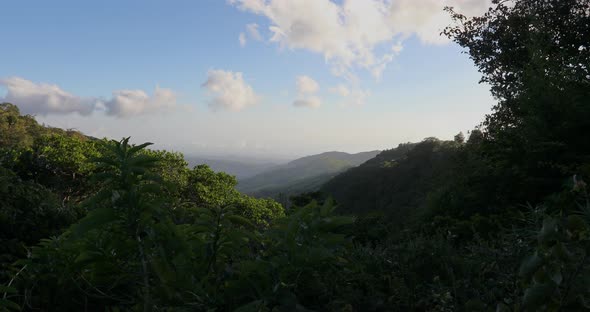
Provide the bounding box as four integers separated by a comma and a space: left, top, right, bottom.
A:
236, 150, 380, 198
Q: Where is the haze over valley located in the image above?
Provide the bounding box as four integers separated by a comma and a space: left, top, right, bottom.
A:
2, 1, 589, 311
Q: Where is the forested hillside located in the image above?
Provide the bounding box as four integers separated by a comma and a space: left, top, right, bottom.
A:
237, 150, 379, 199
1, 1, 590, 311
322, 140, 450, 217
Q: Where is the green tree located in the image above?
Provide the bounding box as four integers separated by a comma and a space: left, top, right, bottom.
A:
16, 138, 186, 311
445, 0, 590, 204
0, 103, 38, 149
185, 164, 240, 208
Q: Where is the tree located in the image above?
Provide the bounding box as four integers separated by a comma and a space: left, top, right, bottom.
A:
445, 0, 590, 203
184, 164, 240, 208
444, 0, 589, 104
0, 167, 76, 284
234, 196, 285, 226
0, 103, 38, 149
454, 132, 465, 144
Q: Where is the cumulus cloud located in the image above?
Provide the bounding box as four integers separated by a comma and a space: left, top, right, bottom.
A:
388, 0, 492, 45
202, 69, 260, 111
101, 86, 177, 118
296, 75, 320, 94
293, 96, 321, 108
0, 76, 178, 118
229, 0, 491, 79
0, 77, 95, 115
293, 75, 322, 108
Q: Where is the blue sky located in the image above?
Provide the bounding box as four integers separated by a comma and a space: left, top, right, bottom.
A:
0, 0, 495, 160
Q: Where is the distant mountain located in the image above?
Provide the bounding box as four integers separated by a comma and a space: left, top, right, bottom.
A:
184, 156, 280, 179
237, 150, 380, 198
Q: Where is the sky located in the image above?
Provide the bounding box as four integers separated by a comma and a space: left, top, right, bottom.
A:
0, 0, 496, 160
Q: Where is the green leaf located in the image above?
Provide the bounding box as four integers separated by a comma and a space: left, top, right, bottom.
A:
70, 206, 117, 237
0, 286, 17, 294
74, 251, 103, 265
227, 215, 255, 229
191, 225, 213, 233
0, 298, 20, 310
128, 142, 154, 155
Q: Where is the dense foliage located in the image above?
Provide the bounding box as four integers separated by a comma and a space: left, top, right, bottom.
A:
1, 0, 590, 311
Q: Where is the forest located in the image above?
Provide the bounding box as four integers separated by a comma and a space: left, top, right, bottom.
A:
1, 0, 590, 311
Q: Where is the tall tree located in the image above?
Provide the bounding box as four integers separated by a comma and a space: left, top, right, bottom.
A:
445, 0, 590, 201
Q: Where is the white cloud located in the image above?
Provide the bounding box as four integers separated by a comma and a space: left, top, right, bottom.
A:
388, 0, 492, 45
246, 23, 263, 41
293, 75, 322, 108
330, 84, 350, 97
102, 86, 177, 118
230, 0, 491, 80
202, 69, 260, 111
0, 76, 178, 118
0, 77, 95, 115
296, 75, 319, 94
293, 96, 321, 109
239, 32, 247, 47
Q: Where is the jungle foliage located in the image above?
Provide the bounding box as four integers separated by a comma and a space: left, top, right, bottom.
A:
1, 0, 590, 311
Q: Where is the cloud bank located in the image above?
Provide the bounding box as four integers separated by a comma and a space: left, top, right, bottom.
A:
0, 77, 95, 116
0, 77, 177, 118
202, 69, 260, 111
229, 0, 491, 80
101, 86, 177, 118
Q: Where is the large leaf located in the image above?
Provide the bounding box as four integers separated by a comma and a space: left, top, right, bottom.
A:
227, 215, 256, 229
127, 142, 154, 155
70, 206, 117, 237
